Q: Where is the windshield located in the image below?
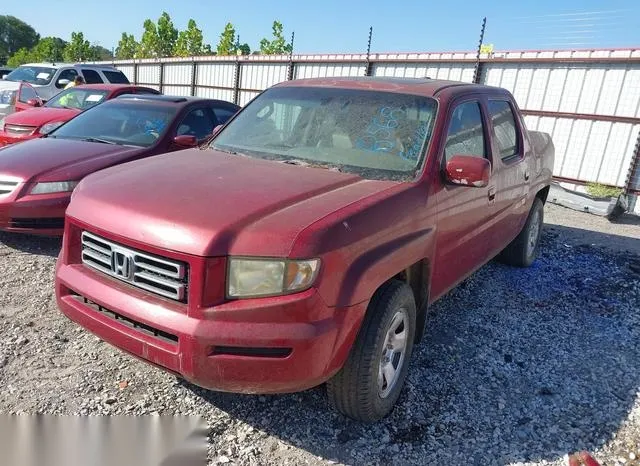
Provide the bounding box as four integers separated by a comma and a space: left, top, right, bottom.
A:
50, 102, 177, 147
5, 66, 56, 85
45, 88, 109, 110
211, 86, 437, 181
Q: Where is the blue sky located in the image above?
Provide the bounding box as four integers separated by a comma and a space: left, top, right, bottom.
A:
4, 0, 639, 54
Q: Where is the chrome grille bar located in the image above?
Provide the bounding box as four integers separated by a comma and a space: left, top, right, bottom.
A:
0, 179, 20, 195
81, 231, 188, 301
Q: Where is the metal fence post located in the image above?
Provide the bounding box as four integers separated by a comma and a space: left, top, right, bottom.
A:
191, 60, 198, 96
364, 27, 373, 77
158, 62, 165, 93
473, 17, 487, 84
133, 61, 138, 85
287, 31, 296, 81
624, 131, 640, 196
233, 58, 241, 105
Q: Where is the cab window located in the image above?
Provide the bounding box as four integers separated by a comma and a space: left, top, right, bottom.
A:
81, 69, 104, 84
177, 108, 216, 140
56, 69, 78, 88
488, 100, 519, 159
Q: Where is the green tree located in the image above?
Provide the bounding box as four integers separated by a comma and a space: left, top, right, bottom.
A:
174, 19, 210, 57
32, 37, 67, 62
156, 12, 178, 57
216, 23, 236, 56
6, 47, 33, 67
259, 21, 292, 55
63, 32, 96, 62
138, 19, 159, 58
91, 45, 113, 61
115, 33, 138, 59
0, 15, 39, 64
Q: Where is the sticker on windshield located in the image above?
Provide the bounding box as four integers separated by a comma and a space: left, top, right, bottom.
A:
85, 94, 104, 103
36, 72, 51, 80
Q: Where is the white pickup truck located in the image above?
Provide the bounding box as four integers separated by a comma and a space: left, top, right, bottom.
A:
0, 62, 130, 117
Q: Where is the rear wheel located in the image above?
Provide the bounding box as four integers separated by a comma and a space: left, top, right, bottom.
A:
327, 280, 416, 422
498, 197, 544, 267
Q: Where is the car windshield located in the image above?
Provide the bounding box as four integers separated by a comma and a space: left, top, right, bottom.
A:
5, 66, 56, 85
45, 88, 110, 110
49, 102, 177, 147
211, 86, 437, 181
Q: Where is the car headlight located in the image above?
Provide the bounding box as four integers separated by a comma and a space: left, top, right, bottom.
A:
227, 257, 320, 298
30, 181, 79, 195
0, 90, 17, 105
39, 121, 65, 135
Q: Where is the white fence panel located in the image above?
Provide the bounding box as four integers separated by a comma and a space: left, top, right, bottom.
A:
197, 63, 235, 88
195, 87, 234, 102
115, 65, 135, 82
162, 86, 191, 96
294, 63, 365, 79
137, 65, 161, 85
164, 64, 192, 86
238, 91, 260, 107
240, 63, 288, 90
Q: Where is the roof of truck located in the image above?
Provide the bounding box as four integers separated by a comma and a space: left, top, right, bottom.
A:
275, 77, 508, 98
20, 62, 119, 69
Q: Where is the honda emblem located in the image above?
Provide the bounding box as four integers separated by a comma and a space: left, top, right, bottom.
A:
111, 250, 133, 279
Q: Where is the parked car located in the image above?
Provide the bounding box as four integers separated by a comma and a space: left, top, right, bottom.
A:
0, 84, 160, 147
55, 77, 554, 421
0, 95, 240, 235
0, 63, 130, 117
0, 67, 13, 79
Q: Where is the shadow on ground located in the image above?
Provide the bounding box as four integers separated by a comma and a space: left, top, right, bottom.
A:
0, 232, 61, 258
184, 225, 640, 465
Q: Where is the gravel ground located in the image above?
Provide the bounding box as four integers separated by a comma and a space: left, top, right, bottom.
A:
0, 203, 639, 466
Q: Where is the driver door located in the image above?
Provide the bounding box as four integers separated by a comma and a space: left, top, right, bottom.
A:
14, 83, 43, 112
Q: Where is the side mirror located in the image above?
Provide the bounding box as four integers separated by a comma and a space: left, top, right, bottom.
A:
173, 135, 198, 147
444, 155, 491, 188
26, 98, 42, 107
57, 78, 70, 87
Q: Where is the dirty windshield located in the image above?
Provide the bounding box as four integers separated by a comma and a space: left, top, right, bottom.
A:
4, 66, 56, 85
211, 86, 437, 180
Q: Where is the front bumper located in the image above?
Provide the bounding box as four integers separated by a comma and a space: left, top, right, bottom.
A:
0, 190, 69, 235
56, 260, 367, 394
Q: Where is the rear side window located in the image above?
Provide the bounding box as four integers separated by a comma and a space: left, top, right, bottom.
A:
212, 106, 237, 125
488, 100, 518, 159
177, 108, 217, 140
444, 101, 486, 161
81, 69, 103, 84
103, 70, 130, 84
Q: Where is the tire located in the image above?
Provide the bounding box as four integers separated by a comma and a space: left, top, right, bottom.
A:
498, 197, 544, 267
327, 280, 416, 422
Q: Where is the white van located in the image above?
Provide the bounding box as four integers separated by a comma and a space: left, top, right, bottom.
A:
0, 63, 130, 117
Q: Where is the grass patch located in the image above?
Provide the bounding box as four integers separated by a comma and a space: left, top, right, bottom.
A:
586, 182, 623, 199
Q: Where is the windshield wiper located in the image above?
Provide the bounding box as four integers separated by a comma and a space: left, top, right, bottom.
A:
81, 137, 118, 145
280, 159, 342, 172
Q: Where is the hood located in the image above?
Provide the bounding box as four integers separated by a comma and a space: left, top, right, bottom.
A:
0, 81, 20, 92
4, 107, 79, 128
68, 150, 397, 257
0, 137, 147, 182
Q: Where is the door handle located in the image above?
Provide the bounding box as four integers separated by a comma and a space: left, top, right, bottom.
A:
488, 186, 496, 202
524, 169, 530, 181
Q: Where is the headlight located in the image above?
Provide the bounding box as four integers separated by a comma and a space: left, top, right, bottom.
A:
39, 121, 65, 135
30, 181, 79, 195
0, 90, 16, 105
227, 257, 320, 298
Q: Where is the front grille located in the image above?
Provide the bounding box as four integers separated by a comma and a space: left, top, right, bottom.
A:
5, 124, 36, 136
69, 291, 178, 345
10, 217, 64, 229
81, 231, 188, 302
0, 180, 19, 195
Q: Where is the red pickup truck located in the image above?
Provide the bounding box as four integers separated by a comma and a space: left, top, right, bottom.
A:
55, 77, 554, 422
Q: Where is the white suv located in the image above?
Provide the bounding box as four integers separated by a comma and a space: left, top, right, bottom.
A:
0, 63, 130, 117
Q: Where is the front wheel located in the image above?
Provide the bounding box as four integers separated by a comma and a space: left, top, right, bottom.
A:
498, 197, 544, 267
327, 280, 416, 422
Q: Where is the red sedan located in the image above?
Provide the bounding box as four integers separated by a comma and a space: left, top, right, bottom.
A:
0, 84, 159, 147
0, 94, 240, 235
